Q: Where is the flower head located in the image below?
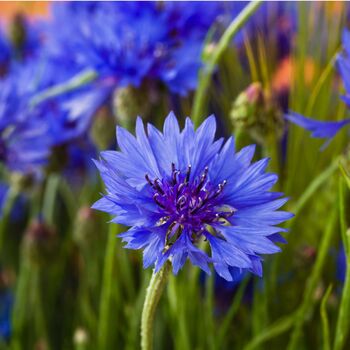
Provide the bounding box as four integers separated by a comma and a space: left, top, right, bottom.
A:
0, 51, 106, 176
45, 2, 229, 96
93, 113, 292, 281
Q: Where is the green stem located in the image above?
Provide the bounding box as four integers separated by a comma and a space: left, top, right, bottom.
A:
125, 273, 150, 350
141, 261, 171, 350
0, 187, 19, 255
243, 313, 297, 350
97, 224, 123, 349
287, 208, 338, 350
334, 178, 350, 350
304, 48, 339, 117
217, 277, 250, 348
191, 0, 263, 126
289, 156, 340, 219
42, 174, 60, 226
320, 285, 333, 350
11, 255, 32, 350
30, 69, 98, 107
334, 237, 350, 350
32, 266, 51, 350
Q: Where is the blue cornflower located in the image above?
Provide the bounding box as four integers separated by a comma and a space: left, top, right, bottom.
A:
0, 52, 107, 175
93, 113, 293, 281
45, 2, 228, 96
285, 29, 350, 143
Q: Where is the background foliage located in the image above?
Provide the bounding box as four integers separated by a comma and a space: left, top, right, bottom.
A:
0, 2, 349, 349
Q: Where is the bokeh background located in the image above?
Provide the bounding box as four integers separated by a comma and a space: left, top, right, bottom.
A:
0, 1, 349, 349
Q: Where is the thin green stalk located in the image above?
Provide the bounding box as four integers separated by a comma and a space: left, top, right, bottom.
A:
252, 279, 269, 342
42, 174, 60, 226
217, 277, 250, 348
304, 48, 339, 117
97, 224, 123, 349
191, 0, 263, 126
290, 156, 340, 219
339, 162, 350, 190
287, 208, 338, 350
334, 234, 350, 350
320, 285, 333, 350
30, 69, 97, 107
58, 178, 78, 221
32, 266, 51, 350
204, 272, 215, 350
243, 313, 297, 350
11, 256, 32, 350
125, 273, 150, 350
334, 178, 350, 350
167, 274, 191, 350
141, 261, 171, 350
0, 187, 19, 254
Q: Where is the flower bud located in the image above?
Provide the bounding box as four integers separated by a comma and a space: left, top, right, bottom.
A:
90, 106, 115, 151
10, 172, 35, 192
73, 207, 100, 249
21, 219, 57, 266
230, 82, 285, 145
46, 145, 69, 174
9, 14, 27, 59
112, 85, 150, 129
0, 268, 15, 291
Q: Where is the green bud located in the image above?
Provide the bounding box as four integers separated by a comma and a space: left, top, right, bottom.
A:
73, 207, 100, 248
230, 82, 285, 145
90, 106, 116, 150
9, 14, 27, 59
10, 172, 35, 192
46, 145, 69, 174
113, 85, 150, 129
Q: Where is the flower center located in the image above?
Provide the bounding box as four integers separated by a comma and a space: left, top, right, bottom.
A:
145, 164, 235, 244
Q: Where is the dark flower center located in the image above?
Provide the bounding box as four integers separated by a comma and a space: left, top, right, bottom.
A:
145, 163, 235, 244
0, 139, 7, 162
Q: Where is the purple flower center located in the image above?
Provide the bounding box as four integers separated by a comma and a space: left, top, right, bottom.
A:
146, 163, 235, 243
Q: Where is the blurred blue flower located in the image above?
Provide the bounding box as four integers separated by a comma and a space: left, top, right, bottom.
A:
245, 2, 297, 59
45, 2, 230, 96
0, 74, 52, 174
93, 113, 292, 281
0, 291, 12, 341
0, 51, 107, 175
